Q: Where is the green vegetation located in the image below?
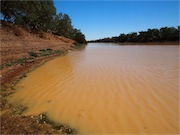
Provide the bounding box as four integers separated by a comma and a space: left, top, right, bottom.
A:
73, 42, 87, 49
39, 49, 46, 52
0, 49, 65, 70
39, 49, 63, 56
1, 1, 86, 44
28, 51, 38, 57
1, 1, 56, 31
72, 29, 87, 44
0, 57, 34, 70
28, 49, 64, 57
46, 48, 53, 51
89, 26, 180, 43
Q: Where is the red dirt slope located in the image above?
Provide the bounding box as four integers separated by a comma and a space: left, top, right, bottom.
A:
0, 21, 75, 65
0, 21, 76, 88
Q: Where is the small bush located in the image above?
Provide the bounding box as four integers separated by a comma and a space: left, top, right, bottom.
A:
46, 48, 53, 51
39, 49, 46, 52
28, 51, 38, 57
40, 49, 62, 56
54, 50, 62, 53
0, 57, 34, 70
40, 53, 50, 56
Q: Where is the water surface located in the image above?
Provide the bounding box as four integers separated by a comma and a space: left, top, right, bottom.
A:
8, 43, 179, 134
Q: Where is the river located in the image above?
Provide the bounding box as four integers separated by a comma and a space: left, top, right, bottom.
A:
8, 43, 179, 134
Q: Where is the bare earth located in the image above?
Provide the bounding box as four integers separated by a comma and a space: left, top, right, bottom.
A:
0, 21, 76, 134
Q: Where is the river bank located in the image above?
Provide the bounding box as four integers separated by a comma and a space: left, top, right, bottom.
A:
0, 21, 77, 134
118, 41, 179, 45
88, 41, 179, 45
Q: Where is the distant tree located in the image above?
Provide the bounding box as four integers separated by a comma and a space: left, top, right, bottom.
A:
159, 27, 178, 41
111, 36, 119, 42
145, 29, 160, 42
138, 31, 148, 42
118, 33, 128, 42
127, 32, 138, 42
151, 29, 160, 41
176, 26, 180, 40
90, 25, 179, 43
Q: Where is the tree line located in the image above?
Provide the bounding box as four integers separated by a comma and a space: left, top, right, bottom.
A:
89, 26, 179, 43
1, 0, 86, 44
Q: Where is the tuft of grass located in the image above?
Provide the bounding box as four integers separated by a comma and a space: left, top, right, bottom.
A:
40, 53, 50, 56
39, 49, 46, 52
39, 49, 62, 57
0, 49, 64, 70
0, 57, 34, 70
54, 50, 62, 53
46, 48, 53, 51
28, 51, 38, 57
16, 57, 33, 64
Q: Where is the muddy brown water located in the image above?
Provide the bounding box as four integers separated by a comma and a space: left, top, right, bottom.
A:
8, 43, 179, 134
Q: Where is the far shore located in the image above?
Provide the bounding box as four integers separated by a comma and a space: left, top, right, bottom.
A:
88, 41, 179, 45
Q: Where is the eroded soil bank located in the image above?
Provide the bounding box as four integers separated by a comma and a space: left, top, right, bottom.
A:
0, 21, 77, 134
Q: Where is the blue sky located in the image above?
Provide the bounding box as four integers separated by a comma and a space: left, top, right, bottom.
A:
54, 1, 179, 41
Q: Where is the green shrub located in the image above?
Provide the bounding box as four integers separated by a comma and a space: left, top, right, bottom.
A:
40, 52, 50, 56
47, 48, 53, 51
28, 51, 38, 57
54, 50, 62, 53
39, 49, 46, 52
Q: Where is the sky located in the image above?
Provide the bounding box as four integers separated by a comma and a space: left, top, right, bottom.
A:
54, 0, 179, 41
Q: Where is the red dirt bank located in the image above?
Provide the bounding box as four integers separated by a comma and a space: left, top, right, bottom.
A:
0, 21, 76, 134
0, 21, 76, 88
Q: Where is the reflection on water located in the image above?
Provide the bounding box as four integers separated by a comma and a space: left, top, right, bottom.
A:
8, 43, 179, 134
